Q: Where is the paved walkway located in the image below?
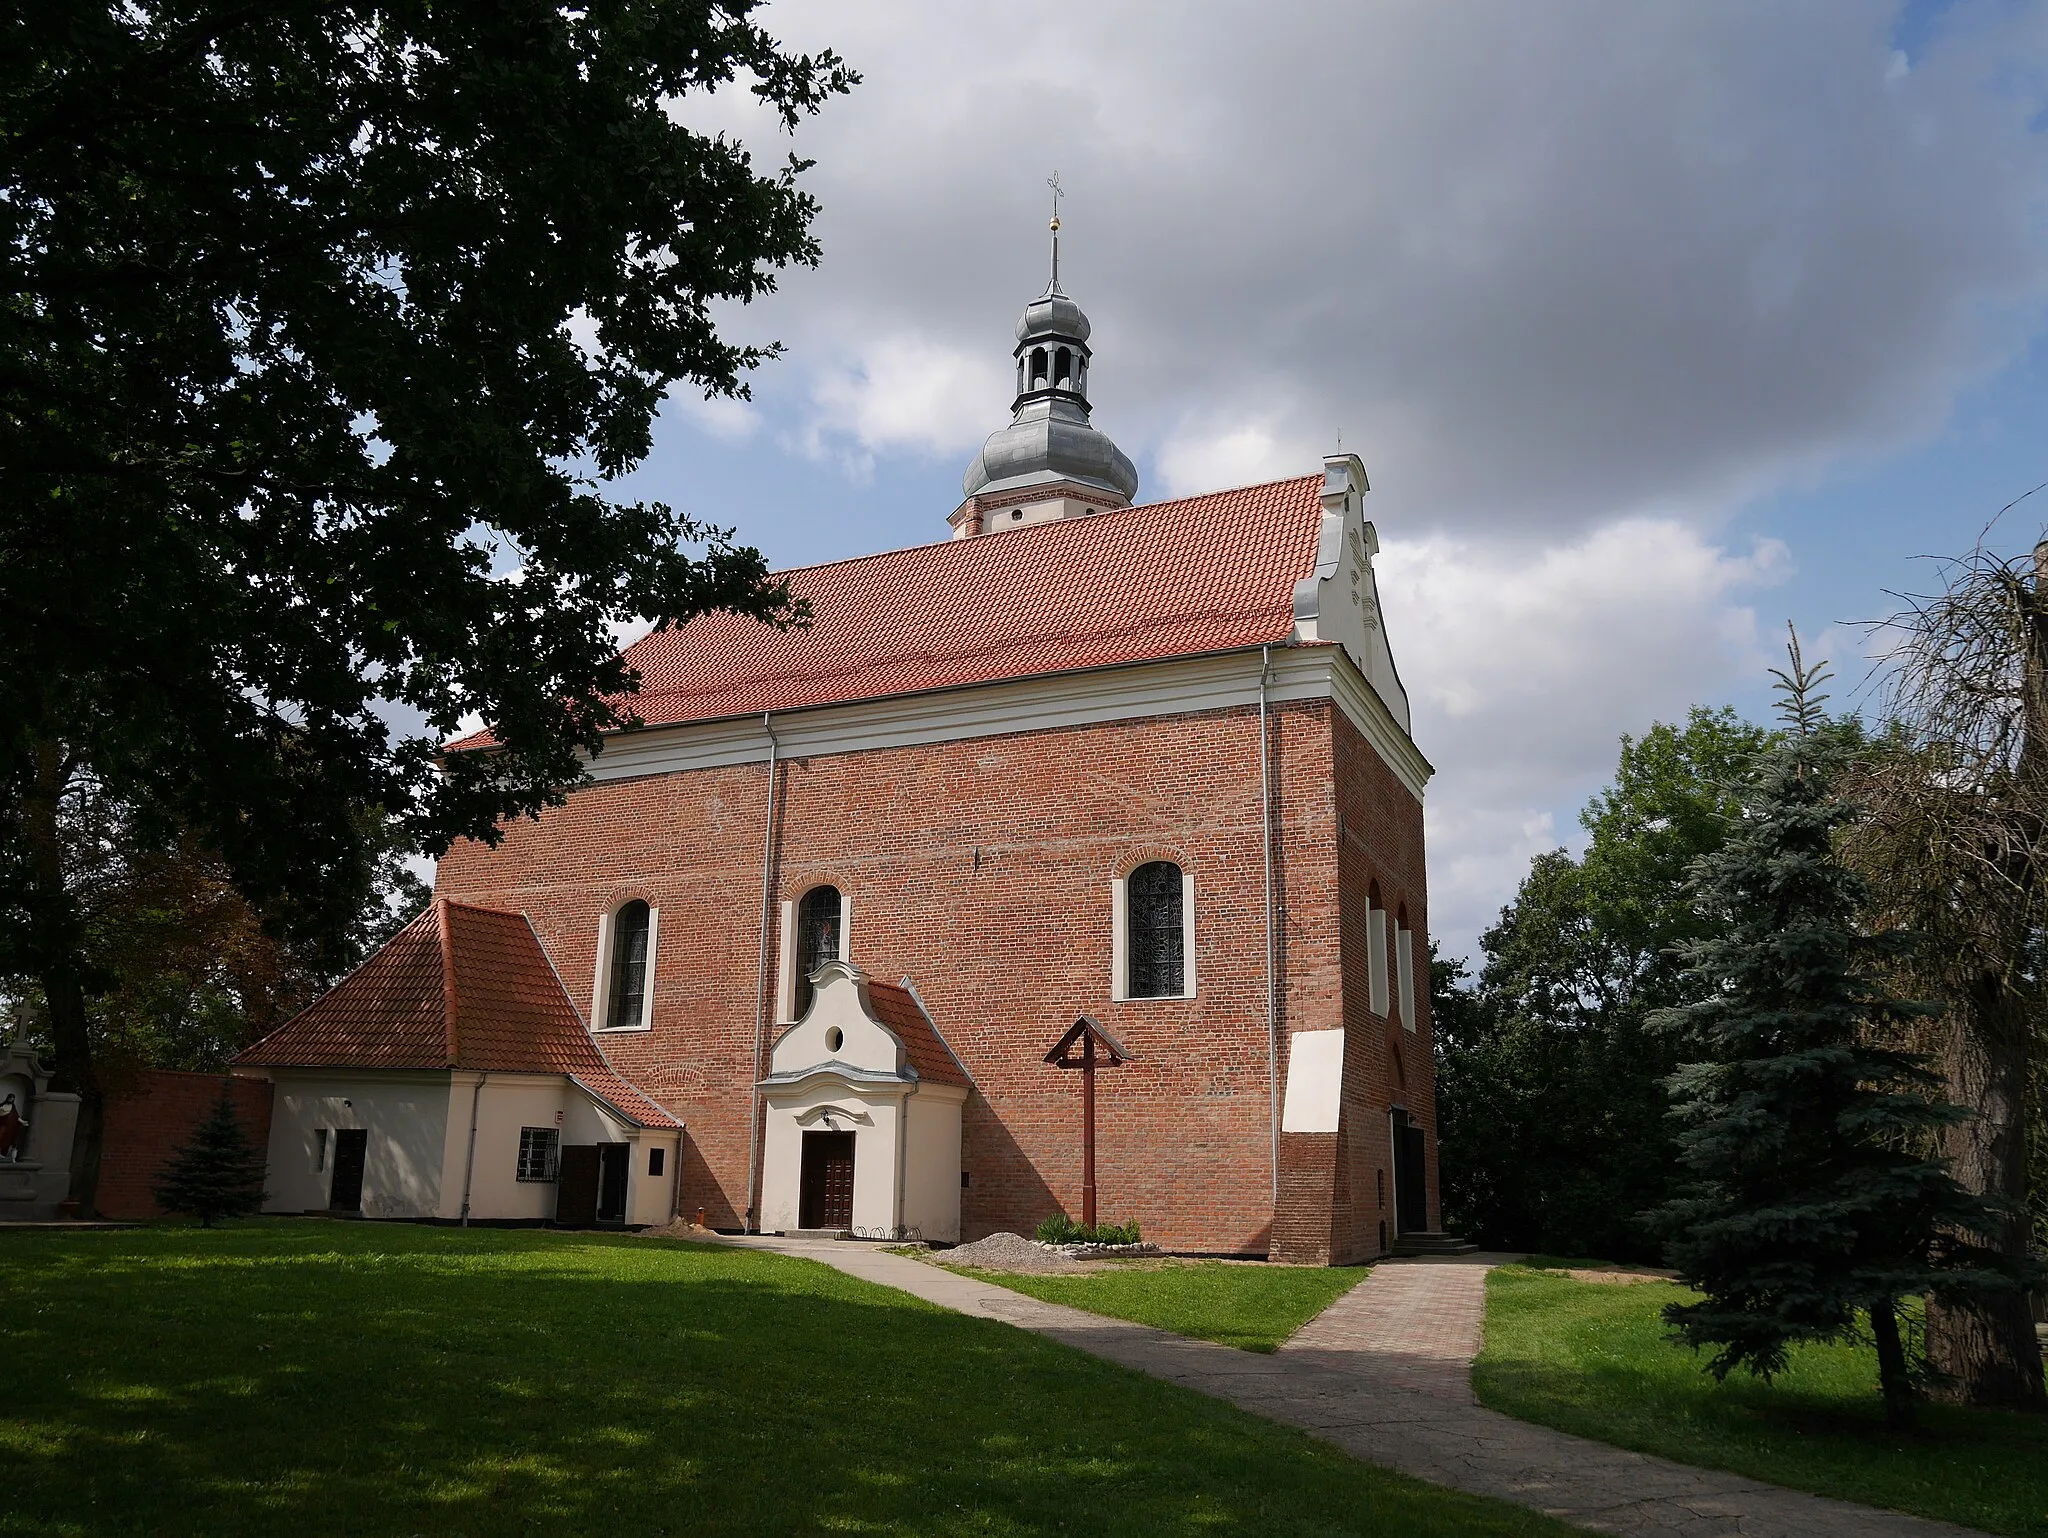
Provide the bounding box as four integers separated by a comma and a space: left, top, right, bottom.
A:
725, 1235, 1973, 1538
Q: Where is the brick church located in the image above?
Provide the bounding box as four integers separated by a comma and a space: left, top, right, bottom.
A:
240, 241, 1441, 1265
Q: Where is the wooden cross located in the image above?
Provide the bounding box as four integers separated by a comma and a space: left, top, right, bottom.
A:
1043, 1016, 1132, 1229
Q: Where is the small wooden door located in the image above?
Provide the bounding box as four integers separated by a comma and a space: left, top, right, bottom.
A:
596, 1144, 630, 1225
1391, 1110, 1429, 1235
556, 1145, 599, 1226
328, 1129, 368, 1212
799, 1131, 856, 1230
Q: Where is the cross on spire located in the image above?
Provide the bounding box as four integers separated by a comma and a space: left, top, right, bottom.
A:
1046, 171, 1064, 292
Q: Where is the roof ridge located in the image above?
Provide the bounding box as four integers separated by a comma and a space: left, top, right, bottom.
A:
436, 898, 460, 1068
521, 911, 691, 1129
897, 975, 974, 1087
719, 472, 1322, 586
234, 902, 443, 1063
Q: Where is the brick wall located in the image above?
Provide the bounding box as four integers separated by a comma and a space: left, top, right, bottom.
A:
99, 1070, 275, 1220
437, 688, 1435, 1256
1333, 707, 1435, 1260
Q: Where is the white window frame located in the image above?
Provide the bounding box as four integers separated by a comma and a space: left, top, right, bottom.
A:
1396, 921, 1416, 1032
1110, 865, 1196, 1002
1367, 903, 1389, 1018
777, 887, 850, 1024
591, 902, 659, 1033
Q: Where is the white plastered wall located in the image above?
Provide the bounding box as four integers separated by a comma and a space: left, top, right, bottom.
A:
443, 1074, 574, 1222
262, 1071, 453, 1219
1290, 453, 1411, 733
901, 1086, 966, 1242
1280, 1029, 1346, 1133
758, 1079, 907, 1234
760, 964, 957, 1236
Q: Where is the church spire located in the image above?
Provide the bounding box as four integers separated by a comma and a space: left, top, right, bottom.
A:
950, 187, 1139, 538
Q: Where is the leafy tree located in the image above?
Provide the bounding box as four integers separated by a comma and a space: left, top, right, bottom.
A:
1436, 708, 1770, 1259
1849, 540, 2048, 1407
2, 777, 429, 1084
153, 1084, 269, 1226
1, 3, 854, 1208
1651, 635, 2022, 1429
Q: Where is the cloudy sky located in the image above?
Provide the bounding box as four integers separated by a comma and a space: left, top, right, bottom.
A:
604, 0, 2048, 961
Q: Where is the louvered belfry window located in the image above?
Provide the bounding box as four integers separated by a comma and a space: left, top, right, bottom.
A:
1127, 861, 1185, 998
794, 885, 842, 1019
606, 900, 651, 1030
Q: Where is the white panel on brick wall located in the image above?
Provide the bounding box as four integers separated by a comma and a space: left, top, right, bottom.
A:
1280, 1029, 1345, 1134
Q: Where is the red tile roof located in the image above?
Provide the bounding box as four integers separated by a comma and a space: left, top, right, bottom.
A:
237, 900, 679, 1129
869, 979, 971, 1090
451, 475, 1324, 747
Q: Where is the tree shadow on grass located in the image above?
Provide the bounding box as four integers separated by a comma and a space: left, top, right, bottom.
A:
1, 1223, 1563, 1538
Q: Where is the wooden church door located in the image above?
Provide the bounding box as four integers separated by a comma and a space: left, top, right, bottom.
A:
799, 1131, 855, 1229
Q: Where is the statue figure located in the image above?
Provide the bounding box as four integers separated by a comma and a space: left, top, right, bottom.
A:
0, 1092, 26, 1162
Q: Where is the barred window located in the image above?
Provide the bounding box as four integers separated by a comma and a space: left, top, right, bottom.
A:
1127, 861, 1185, 998
606, 900, 651, 1030
794, 885, 842, 1019
517, 1127, 560, 1183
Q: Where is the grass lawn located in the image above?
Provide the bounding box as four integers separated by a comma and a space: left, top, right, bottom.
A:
938, 1259, 1365, 1352
0, 1223, 1577, 1538
1476, 1264, 2048, 1537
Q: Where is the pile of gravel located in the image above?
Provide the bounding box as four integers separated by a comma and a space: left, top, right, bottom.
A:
944, 1231, 1076, 1272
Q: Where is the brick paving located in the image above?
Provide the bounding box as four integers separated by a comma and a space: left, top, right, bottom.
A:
727, 1236, 1975, 1538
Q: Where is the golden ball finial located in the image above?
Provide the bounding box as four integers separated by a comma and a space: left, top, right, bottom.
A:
1050, 215, 1061, 232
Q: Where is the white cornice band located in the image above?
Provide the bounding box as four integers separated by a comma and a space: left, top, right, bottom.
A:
584, 643, 1433, 803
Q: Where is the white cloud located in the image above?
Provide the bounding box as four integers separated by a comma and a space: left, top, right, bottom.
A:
653, 1, 2048, 956
800, 333, 1011, 472
1379, 518, 1792, 955
669, 388, 761, 443
724, 0, 2048, 529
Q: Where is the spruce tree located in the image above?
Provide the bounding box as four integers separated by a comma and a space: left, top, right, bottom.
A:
154, 1086, 269, 1228
1651, 631, 2021, 1429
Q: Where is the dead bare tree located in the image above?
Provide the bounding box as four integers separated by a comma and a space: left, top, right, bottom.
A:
1855, 539, 2048, 1409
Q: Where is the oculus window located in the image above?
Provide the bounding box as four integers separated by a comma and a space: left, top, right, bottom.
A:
1126, 861, 1185, 998
794, 885, 843, 1019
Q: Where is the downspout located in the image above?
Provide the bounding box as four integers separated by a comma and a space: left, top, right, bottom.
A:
1260, 645, 1279, 1203
745, 712, 780, 1232
458, 1072, 487, 1226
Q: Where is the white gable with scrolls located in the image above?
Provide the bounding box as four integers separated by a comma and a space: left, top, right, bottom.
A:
1289, 454, 1411, 735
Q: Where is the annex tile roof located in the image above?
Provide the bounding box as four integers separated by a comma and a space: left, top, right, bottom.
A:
869, 979, 972, 1090
450, 475, 1324, 748
237, 900, 679, 1129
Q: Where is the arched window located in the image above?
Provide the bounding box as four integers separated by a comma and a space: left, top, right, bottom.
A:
1127, 861, 1185, 998
1054, 347, 1072, 388
1030, 347, 1048, 388
794, 885, 843, 1018
606, 901, 651, 1030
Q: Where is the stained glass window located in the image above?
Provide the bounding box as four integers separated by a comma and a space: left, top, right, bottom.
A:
795, 885, 842, 1018
1127, 861, 1184, 998
606, 900, 651, 1029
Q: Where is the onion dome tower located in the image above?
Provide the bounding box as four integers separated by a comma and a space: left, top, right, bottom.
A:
950, 183, 1139, 538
